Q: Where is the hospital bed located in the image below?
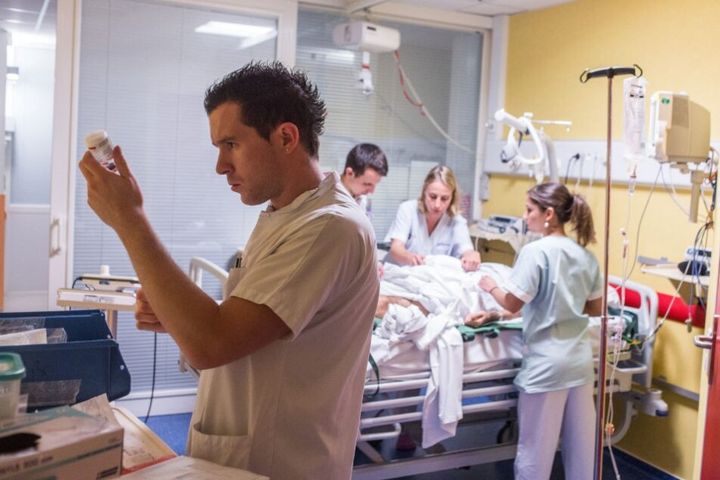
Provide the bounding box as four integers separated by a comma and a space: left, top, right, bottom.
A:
353, 267, 660, 480
181, 256, 661, 479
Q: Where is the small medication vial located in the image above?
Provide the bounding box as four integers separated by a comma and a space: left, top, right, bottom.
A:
84, 130, 116, 170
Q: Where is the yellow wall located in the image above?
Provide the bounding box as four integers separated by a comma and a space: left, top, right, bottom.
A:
506, 0, 720, 141
491, 0, 720, 477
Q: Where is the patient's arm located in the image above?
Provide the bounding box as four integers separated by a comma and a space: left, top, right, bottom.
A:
464, 308, 518, 327
584, 297, 603, 316
376, 295, 429, 317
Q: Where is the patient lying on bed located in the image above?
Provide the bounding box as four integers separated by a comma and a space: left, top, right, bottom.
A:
374, 254, 511, 328
369, 255, 622, 449
376, 293, 512, 326
375, 255, 618, 328
370, 255, 519, 448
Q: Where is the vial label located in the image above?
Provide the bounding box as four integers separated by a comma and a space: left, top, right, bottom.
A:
85, 131, 117, 170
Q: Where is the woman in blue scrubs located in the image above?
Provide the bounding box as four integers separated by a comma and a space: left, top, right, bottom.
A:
385, 165, 481, 272
475, 182, 602, 480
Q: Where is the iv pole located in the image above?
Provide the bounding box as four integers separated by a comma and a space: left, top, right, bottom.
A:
579, 64, 642, 480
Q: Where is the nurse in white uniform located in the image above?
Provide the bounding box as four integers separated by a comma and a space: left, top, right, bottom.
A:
384, 165, 481, 272
476, 182, 603, 480
79, 63, 378, 480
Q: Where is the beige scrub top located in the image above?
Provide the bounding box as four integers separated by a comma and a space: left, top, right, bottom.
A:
186, 173, 379, 480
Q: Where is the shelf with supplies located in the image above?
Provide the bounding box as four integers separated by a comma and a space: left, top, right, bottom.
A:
640, 265, 709, 288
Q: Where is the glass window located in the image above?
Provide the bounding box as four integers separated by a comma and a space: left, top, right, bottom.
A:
1, 1, 57, 204
74, 0, 278, 393
297, 9, 484, 239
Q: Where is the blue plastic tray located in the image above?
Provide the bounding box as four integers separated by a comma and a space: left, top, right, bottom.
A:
0, 310, 131, 408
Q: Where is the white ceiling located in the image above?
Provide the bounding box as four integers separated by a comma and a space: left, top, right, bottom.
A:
0, 0, 55, 45
348, 0, 574, 16
0, 0, 573, 45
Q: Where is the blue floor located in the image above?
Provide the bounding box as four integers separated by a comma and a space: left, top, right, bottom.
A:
145, 413, 192, 456
145, 413, 676, 479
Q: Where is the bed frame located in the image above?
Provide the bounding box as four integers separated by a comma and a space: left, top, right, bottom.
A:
353, 276, 658, 480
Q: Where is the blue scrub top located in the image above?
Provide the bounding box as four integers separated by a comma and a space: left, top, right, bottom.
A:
384, 200, 473, 260
504, 235, 603, 393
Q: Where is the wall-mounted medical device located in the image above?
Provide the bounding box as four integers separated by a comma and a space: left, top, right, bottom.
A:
647, 92, 710, 165
678, 245, 711, 276
487, 215, 524, 234
647, 92, 711, 223
494, 109, 562, 184
332, 21, 400, 53
685, 246, 711, 264
332, 21, 401, 96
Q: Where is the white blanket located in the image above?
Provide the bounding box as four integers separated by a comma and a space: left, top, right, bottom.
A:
373, 257, 513, 447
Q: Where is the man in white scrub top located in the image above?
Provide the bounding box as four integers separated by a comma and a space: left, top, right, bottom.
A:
340, 143, 388, 217
79, 62, 379, 480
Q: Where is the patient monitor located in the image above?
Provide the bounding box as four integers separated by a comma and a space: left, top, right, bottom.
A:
648, 92, 710, 165
647, 92, 711, 222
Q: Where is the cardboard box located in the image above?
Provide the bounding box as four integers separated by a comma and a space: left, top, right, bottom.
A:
111, 406, 176, 473
0, 406, 123, 479
122, 456, 270, 479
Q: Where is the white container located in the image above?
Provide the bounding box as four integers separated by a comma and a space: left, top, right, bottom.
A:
0, 352, 25, 420
84, 130, 116, 170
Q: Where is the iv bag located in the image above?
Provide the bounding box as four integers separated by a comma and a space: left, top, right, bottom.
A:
623, 76, 647, 173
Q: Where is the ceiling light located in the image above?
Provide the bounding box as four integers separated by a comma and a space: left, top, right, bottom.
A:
195, 21, 275, 39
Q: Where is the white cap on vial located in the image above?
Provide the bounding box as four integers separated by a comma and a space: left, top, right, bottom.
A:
85, 130, 109, 148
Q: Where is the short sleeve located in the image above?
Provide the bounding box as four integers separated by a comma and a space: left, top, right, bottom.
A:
588, 255, 604, 300
504, 245, 543, 304
232, 214, 375, 338
384, 201, 414, 244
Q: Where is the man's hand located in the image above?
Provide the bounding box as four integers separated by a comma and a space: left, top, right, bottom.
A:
78, 145, 144, 233
461, 250, 481, 272
135, 288, 166, 333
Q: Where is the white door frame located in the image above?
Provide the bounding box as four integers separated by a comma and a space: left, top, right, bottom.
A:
47, 0, 79, 309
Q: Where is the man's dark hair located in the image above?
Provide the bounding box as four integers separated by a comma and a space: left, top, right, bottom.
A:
204, 61, 326, 157
344, 143, 389, 177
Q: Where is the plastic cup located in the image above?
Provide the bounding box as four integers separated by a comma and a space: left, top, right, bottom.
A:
0, 353, 26, 420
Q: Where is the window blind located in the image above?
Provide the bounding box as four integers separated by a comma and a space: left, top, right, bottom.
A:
74, 0, 277, 394
297, 9, 484, 238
